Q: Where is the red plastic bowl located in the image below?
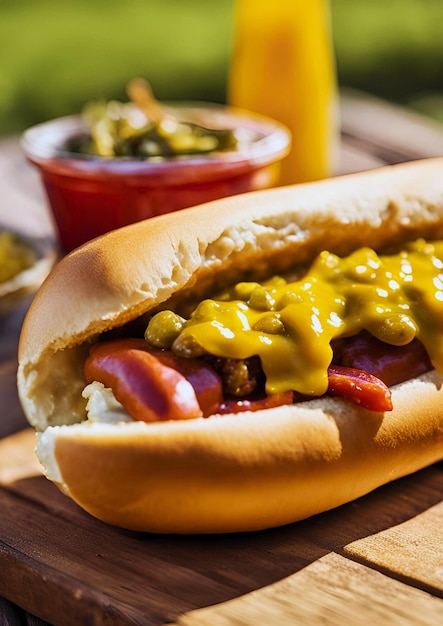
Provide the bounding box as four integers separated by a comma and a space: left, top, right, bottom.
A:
22, 104, 291, 251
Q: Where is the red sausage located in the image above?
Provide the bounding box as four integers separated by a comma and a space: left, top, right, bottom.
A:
85, 339, 223, 420
327, 365, 393, 412
332, 332, 432, 386
220, 391, 294, 414
84, 332, 433, 421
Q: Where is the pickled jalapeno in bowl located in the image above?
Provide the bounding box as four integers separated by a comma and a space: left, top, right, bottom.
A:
22, 79, 291, 252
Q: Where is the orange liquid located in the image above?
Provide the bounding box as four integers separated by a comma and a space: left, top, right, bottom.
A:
228, 0, 338, 185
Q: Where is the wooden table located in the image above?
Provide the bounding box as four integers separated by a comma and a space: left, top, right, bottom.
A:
1, 91, 443, 626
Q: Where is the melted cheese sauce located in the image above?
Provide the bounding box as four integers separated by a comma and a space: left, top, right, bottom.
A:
147, 239, 443, 397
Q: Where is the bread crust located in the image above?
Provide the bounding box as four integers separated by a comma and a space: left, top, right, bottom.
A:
36, 371, 443, 533
17, 158, 443, 533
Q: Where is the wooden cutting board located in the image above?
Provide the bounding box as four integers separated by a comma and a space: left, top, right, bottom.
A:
0, 420, 442, 625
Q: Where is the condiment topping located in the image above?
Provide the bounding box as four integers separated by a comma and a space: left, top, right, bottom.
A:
145, 239, 443, 398
67, 78, 238, 159
0, 231, 36, 283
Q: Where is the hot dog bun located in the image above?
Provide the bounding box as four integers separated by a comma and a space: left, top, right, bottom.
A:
17, 158, 443, 533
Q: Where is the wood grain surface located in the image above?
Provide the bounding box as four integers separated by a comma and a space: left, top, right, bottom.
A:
0, 427, 442, 626
171, 553, 443, 626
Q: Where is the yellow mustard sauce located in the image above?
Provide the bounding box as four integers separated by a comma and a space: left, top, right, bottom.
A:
0, 231, 36, 283
146, 239, 443, 397
228, 0, 337, 184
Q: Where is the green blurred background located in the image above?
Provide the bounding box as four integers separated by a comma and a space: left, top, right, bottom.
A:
1, 0, 443, 135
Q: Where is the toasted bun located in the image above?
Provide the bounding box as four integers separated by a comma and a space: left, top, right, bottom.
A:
17, 158, 443, 533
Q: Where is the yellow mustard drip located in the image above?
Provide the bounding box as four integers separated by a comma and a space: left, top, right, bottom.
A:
166, 239, 443, 397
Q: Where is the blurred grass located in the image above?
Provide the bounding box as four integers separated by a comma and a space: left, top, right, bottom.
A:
331, 0, 443, 122
1, 0, 443, 135
0, 0, 235, 134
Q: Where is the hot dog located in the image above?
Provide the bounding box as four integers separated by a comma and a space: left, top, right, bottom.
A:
17, 158, 443, 533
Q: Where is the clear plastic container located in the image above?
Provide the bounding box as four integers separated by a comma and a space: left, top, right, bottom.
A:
22, 104, 291, 251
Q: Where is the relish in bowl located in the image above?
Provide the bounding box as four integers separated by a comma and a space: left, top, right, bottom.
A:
22, 80, 291, 251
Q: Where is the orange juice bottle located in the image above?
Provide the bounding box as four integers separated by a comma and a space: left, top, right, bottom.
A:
228, 0, 338, 185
